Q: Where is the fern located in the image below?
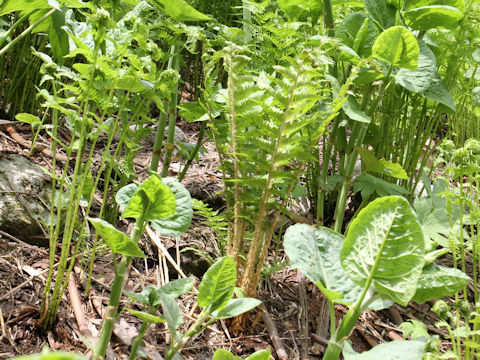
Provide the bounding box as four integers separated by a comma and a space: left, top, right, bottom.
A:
202, 41, 339, 300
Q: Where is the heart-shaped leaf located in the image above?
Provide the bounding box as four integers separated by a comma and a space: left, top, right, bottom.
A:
404, 5, 463, 31
284, 224, 361, 304
151, 177, 193, 237
277, 0, 322, 23
373, 26, 419, 71
364, 0, 396, 30
395, 40, 437, 93
343, 338, 427, 359
122, 176, 176, 221
412, 264, 470, 303
336, 12, 379, 57
88, 218, 145, 258
246, 350, 272, 360
341, 196, 425, 306
15, 113, 41, 125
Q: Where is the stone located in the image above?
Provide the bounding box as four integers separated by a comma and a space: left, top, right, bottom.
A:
0, 152, 51, 246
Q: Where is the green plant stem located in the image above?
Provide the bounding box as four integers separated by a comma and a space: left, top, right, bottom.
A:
178, 47, 204, 182
0, 8, 56, 56
162, 46, 180, 177
150, 44, 176, 172
129, 321, 151, 360
333, 66, 393, 233
323, 0, 335, 37
178, 121, 206, 181
0, 12, 31, 49
94, 214, 147, 359
225, 48, 245, 262
164, 310, 210, 360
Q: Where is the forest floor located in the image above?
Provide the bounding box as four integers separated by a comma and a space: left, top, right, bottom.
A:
0, 120, 461, 359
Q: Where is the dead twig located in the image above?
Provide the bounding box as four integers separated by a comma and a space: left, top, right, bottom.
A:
311, 333, 329, 347
297, 272, 309, 359
2, 123, 67, 162
67, 272, 91, 337
260, 305, 289, 360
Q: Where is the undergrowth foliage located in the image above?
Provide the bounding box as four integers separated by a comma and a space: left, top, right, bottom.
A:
202, 41, 357, 299
1, 0, 480, 358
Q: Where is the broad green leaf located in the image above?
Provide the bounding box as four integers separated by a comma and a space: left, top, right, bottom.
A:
341, 196, 425, 306
395, 40, 437, 93
115, 183, 138, 208
125, 279, 194, 308
405, 0, 464, 11
422, 72, 456, 112
149, 0, 211, 21
15, 113, 41, 125
373, 26, 419, 71
357, 148, 409, 179
336, 12, 379, 57
151, 177, 193, 237
354, 69, 383, 86
414, 179, 452, 247
0, 0, 50, 15
404, 5, 463, 31
342, 96, 370, 124
197, 257, 236, 311
58, 0, 94, 8
338, 45, 362, 65
116, 76, 147, 92
412, 264, 470, 304
178, 102, 207, 123
123, 288, 150, 305
284, 224, 362, 304
473, 48, 480, 63
49, 8, 69, 64
211, 298, 262, 319
354, 173, 409, 198
123, 176, 176, 221
12, 351, 87, 360
88, 218, 146, 258
152, 278, 195, 306
343, 338, 427, 359
212, 350, 240, 360
398, 319, 430, 339
277, 0, 322, 22
126, 309, 166, 323
28, 8, 54, 33
246, 350, 272, 360
364, 0, 396, 30
159, 292, 183, 339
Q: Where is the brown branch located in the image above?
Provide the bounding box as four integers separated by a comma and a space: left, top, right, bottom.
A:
67, 272, 91, 337
2, 123, 67, 162
260, 305, 289, 360
298, 272, 309, 359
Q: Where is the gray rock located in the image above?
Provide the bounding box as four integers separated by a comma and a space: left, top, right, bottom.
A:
0, 153, 51, 246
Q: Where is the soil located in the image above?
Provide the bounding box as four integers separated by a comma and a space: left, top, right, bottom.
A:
0, 120, 468, 359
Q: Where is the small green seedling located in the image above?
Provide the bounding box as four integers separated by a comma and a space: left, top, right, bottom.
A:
89, 174, 193, 359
